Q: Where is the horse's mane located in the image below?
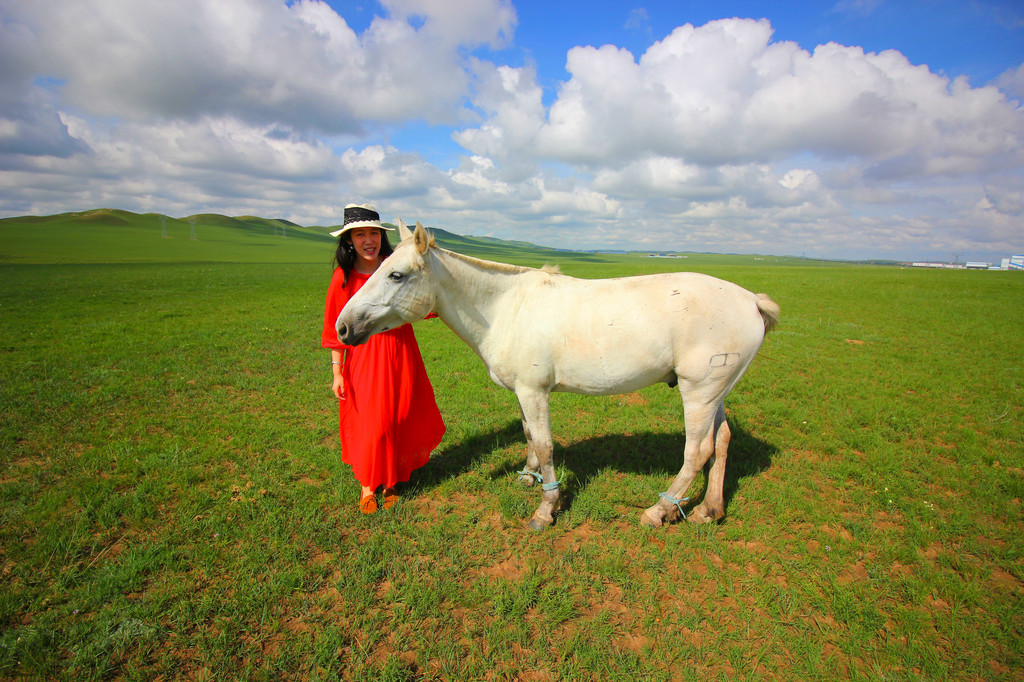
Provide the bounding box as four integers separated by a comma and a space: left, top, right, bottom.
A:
437, 246, 561, 277
399, 227, 562, 277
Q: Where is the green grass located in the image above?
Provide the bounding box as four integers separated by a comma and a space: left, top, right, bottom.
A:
1, 215, 1022, 679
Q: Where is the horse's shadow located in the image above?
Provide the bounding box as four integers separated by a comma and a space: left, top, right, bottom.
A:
412, 415, 776, 520
413, 420, 525, 489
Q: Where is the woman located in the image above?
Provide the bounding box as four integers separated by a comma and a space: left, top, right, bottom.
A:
321, 203, 445, 514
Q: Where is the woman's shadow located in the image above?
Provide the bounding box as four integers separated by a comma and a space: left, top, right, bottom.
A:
412, 414, 776, 519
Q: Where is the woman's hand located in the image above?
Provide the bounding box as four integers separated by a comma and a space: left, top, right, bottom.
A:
330, 352, 345, 400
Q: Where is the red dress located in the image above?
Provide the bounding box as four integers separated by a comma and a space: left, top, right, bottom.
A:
321, 268, 445, 489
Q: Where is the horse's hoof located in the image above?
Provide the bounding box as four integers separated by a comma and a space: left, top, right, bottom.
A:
518, 474, 537, 487
686, 505, 723, 524
639, 509, 663, 528
528, 515, 553, 531
664, 507, 683, 524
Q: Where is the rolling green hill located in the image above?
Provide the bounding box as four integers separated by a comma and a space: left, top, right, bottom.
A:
0, 208, 639, 267
0, 208, 824, 268
0, 209, 337, 264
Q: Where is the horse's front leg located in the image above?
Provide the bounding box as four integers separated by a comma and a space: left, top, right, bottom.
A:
516, 388, 559, 530
517, 403, 541, 487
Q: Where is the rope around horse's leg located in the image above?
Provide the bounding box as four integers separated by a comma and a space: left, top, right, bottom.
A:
518, 469, 542, 485
658, 491, 689, 520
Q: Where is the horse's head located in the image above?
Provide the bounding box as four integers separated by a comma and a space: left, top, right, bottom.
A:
335, 219, 436, 346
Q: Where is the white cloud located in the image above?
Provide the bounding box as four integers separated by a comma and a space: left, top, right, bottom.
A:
625, 7, 652, 35
381, 0, 516, 49
0, 0, 514, 220
453, 61, 546, 171
0, 4, 1021, 261
340, 145, 444, 199
996, 62, 1024, 102
446, 17, 1024, 259
593, 157, 704, 198
0, 111, 345, 218
459, 19, 1024, 176
0, 88, 86, 158
960, 185, 1024, 243
0, 0, 516, 131
779, 169, 820, 191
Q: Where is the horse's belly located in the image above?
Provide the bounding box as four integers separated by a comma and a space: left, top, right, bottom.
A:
551, 349, 673, 396
553, 370, 672, 396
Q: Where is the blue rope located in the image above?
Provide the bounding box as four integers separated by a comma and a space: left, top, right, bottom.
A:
518, 470, 542, 484
659, 491, 690, 519
518, 470, 560, 491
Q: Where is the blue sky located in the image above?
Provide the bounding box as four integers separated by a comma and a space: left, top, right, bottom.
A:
1, 0, 1023, 261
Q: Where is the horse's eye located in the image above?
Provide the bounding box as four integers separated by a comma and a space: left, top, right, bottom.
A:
388, 271, 403, 282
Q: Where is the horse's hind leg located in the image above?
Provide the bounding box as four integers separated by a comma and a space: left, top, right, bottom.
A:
687, 403, 729, 524
640, 390, 720, 528
516, 388, 560, 530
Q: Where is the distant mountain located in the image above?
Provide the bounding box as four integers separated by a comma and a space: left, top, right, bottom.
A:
0, 208, 602, 265
2, 208, 872, 267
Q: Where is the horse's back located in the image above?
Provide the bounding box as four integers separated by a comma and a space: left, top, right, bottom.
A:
551, 270, 766, 338
504, 270, 768, 395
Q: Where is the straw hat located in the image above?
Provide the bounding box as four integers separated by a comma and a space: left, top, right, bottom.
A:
329, 203, 396, 237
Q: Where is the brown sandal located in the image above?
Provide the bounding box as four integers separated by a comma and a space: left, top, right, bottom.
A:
359, 493, 378, 515
383, 488, 399, 510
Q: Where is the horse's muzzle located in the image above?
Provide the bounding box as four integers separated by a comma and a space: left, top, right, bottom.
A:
336, 319, 369, 346
336, 321, 355, 345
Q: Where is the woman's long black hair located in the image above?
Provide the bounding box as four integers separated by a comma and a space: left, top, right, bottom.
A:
333, 228, 394, 285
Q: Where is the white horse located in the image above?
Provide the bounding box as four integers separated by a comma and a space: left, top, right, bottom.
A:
336, 220, 779, 530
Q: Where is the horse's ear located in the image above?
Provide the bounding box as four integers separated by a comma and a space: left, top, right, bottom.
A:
414, 221, 430, 254
396, 217, 413, 241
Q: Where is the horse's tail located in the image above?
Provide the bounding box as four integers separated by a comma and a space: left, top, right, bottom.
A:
755, 294, 780, 333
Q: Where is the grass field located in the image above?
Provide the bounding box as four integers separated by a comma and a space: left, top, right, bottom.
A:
1, 215, 1022, 680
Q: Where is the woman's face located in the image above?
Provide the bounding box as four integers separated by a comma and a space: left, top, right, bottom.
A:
348, 227, 382, 266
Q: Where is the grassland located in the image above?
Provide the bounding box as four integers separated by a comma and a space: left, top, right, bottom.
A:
0, 213, 1022, 680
